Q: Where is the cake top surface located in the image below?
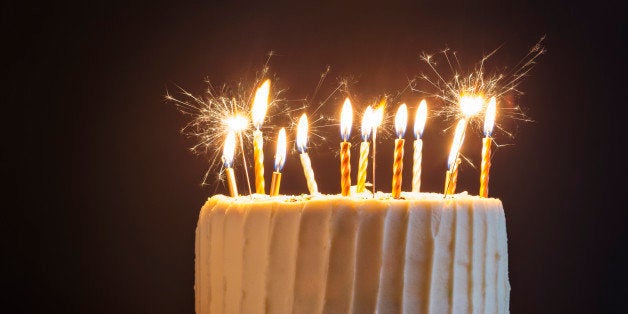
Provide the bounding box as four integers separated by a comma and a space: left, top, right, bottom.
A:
208, 191, 501, 205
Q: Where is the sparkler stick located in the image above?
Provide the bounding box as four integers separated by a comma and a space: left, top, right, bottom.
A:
252, 79, 270, 194
356, 106, 373, 193
480, 97, 496, 197
270, 128, 287, 196
339, 98, 353, 196
297, 114, 319, 195
391, 104, 408, 199
412, 100, 427, 192
371, 98, 385, 197
238, 132, 253, 196
222, 131, 238, 197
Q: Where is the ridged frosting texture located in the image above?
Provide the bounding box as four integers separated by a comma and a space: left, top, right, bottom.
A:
195, 193, 509, 313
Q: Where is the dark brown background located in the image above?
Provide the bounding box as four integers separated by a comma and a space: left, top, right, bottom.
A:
3, 0, 625, 313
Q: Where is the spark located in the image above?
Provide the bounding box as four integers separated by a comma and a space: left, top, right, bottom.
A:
414, 37, 545, 134
167, 64, 287, 186
168, 62, 350, 187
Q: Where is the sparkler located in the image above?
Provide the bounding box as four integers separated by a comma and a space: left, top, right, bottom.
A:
371, 98, 386, 196
415, 37, 545, 135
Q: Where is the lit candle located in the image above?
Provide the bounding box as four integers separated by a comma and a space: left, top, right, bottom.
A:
444, 119, 466, 195
339, 98, 353, 196
356, 106, 373, 193
480, 97, 496, 197
371, 100, 385, 196
251, 79, 270, 194
222, 131, 238, 197
391, 104, 408, 199
270, 128, 287, 196
296, 113, 319, 195
225, 113, 252, 196
442, 94, 484, 196
412, 99, 427, 192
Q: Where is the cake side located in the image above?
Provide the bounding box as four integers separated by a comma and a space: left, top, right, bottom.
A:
195, 193, 509, 314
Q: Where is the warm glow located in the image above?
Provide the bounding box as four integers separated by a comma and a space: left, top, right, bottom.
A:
252, 79, 270, 129
459, 94, 484, 117
274, 128, 287, 171
360, 105, 373, 141
340, 98, 353, 141
296, 113, 309, 153
222, 131, 237, 167
394, 103, 408, 138
414, 99, 427, 139
224, 114, 249, 132
484, 96, 497, 137
448, 119, 467, 170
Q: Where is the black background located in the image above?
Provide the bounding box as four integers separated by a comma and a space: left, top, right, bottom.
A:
3, 0, 626, 313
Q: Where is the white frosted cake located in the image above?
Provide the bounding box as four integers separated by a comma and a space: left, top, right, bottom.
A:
195, 192, 509, 313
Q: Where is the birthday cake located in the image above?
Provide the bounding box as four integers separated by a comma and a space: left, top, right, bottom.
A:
195, 192, 509, 313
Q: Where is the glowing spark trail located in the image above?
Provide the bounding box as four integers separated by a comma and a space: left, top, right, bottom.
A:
414, 37, 545, 135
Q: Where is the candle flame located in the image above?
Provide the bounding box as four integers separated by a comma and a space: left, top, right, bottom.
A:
447, 119, 466, 170
252, 79, 270, 129
296, 113, 309, 153
361, 105, 374, 141
484, 96, 497, 137
394, 103, 408, 138
274, 128, 287, 171
459, 94, 484, 117
414, 99, 427, 139
224, 114, 249, 133
222, 131, 237, 168
340, 98, 353, 141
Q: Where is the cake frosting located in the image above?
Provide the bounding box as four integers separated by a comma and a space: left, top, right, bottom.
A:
195, 192, 509, 313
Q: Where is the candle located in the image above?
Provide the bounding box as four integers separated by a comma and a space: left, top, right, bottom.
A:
371, 100, 385, 196
222, 131, 238, 197
225, 113, 253, 196
412, 100, 427, 192
480, 97, 496, 197
296, 113, 319, 195
270, 128, 287, 196
251, 79, 270, 194
356, 106, 373, 193
391, 104, 408, 199
340, 98, 353, 196
444, 119, 466, 195
442, 94, 484, 196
